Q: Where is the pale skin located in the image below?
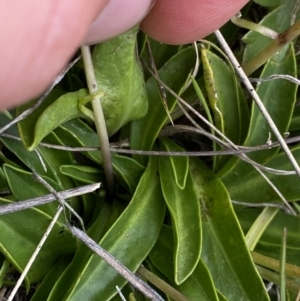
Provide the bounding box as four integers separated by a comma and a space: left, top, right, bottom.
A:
0, 0, 249, 110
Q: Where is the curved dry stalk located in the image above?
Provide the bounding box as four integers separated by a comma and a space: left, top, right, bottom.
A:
250, 74, 300, 86
2, 131, 300, 171
0, 129, 298, 176
181, 41, 200, 92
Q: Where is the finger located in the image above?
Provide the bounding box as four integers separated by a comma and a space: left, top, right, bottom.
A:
141, 0, 250, 44
0, 0, 107, 109
84, 0, 154, 45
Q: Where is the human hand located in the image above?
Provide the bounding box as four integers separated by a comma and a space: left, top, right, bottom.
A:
0, 0, 249, 109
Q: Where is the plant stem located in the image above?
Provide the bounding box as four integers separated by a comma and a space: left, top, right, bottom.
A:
251, 251, 300, 279
243, 19, 300, 75
255, 265, 300, 293
231, 14, 278, 40
280, 228, 287, 301
137, 266, 190, 301
81, 46, 114, 197
245, 207, 278, 251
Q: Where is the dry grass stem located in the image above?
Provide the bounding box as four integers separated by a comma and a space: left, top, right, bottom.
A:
214, 29, 300, 178
67, 225, 165, 301
0, 183, 100, 215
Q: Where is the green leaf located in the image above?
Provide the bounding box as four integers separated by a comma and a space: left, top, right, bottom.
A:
149, 225, 219, 301
60, 165, 105, 184
59, 118, 138, 194
289, 104, 300, 131
17, 89, 65, 148
217, 291, 230, 301
0, 113, 75, 192
47, 198, 116, 300
159, 140, 201, 285
56, 119, 144, 193
221, 43, 297, 187
201, 47, 249, 171
222, 146, 300, 203
245, 44, 296, 161
139, 37, 181, 80
0, 167, 8, 193
130, 45, 198, 165
181, 260, 220, 301
92, 26, 148, 136
0, 150, 19, 168
245, 207, 279, 251
4, 164, 60, 217
0, 198, 74, 286
0, 258, 9, 288
2, 126, 80, 212
38, 132, 77, 192
235, 206, 300, 266
159, 138, 189, 189
190, 158, 269, 301
0, 114, 58, 184
48, 156, 165, 301
201, 47, 224, 138
77, 187, 101, 228
22, 89, 88, 150
56, 119, 102, 164
31, 255, 74, 301
111, 155, 145, 194
254, 0, 280, 6
0, 165, 76, 285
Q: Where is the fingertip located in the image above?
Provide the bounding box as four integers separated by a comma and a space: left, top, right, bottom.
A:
0, 0, 107, 109
84, 0, 154, 44
141, 0, 250, 45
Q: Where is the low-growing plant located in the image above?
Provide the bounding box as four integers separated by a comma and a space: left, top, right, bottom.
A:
1, 1, 300, 300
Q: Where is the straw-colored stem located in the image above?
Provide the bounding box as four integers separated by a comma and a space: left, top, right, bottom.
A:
243, 19, 300, 75
81, 46, 114, 197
